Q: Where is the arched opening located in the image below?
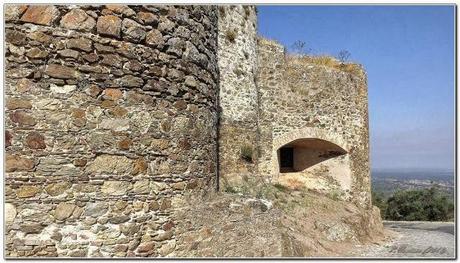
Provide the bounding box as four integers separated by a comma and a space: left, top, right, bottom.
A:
269, 128, 352, 194
277, 138, 347, 173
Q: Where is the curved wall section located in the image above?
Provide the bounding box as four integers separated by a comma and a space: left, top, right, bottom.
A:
5, 5, 218, 257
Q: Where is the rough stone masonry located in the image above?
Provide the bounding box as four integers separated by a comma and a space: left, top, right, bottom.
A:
4, 4, 373, 258
5, 4, 218, 257
218, 6, 371, 209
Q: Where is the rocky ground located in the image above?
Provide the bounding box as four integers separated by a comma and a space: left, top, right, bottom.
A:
167, 182, 385, 257
165, 181, 455, 259
351, 221, 455, 258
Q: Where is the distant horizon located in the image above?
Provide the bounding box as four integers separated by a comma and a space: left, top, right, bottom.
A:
372, 167, 454, 173
257, 5, 455, 172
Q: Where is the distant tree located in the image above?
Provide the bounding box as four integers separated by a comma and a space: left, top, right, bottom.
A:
337, 50, 351, 63
291, 40, 311, 55
385, 187, 452, 221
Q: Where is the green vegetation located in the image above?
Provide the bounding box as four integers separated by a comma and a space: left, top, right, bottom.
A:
372, 187, 454, 221
327, 189, 342, 201
226, 29, 237, 43
243, 6, 251, 18
233, 67, 244, 77
218, 6, 226, 17
224, 185, 238, 194
273, 183, 289, 192
240, 144, 253, 163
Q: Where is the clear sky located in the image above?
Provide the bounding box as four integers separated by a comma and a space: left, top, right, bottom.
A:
257, 5, 455, 171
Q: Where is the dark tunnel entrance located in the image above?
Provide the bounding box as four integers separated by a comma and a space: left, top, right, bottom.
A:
279, 147, 294, 172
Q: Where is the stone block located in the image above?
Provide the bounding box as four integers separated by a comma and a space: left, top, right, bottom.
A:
54, 203, 77, 221
20, 5, 60, 25
60, 9, 96, 31
101, 181, 132, 196
97, 15, 122, 38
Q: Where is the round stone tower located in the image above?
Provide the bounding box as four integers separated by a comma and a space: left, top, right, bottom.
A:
5, 4, 219, 257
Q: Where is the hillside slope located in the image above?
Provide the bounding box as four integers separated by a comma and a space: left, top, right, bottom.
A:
170, 184, 386, 257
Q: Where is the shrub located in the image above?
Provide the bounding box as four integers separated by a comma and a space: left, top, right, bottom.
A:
233, 67, 244, 77
224, 185, 238, 194
273, 183, 288, 192
218, 6, 226, 17
384, 187, 453, 221
226, 29, 237, 43
327, 189, 342, 201
337, 50, 351, 63
290, 40, 311, 55
240, 144, 253, 163
286, 55, 363, 76
243, 6, 251, 18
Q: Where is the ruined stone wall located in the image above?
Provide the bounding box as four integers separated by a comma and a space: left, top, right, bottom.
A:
5, 4, 219, 257
256, 38, 371, 208
217, 5, 258, 189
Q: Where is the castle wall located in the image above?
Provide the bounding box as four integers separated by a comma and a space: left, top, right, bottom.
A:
4, 4, 374, 258
256, 39, 371, 207
5, 4, 219, 257
217, 6, 258, 189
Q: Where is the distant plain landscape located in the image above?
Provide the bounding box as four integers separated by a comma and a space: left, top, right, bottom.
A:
372, 170, 454, 199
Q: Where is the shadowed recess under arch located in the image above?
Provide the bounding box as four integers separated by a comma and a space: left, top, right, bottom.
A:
277, 138, 347, 173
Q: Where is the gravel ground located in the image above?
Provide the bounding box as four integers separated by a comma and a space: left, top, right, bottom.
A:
355, 221, 455, 258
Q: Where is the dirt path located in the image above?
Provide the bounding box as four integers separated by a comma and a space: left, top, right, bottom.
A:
354, 221, 455, 258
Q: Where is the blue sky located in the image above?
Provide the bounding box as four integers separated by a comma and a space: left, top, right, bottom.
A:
257, 5, 455, 171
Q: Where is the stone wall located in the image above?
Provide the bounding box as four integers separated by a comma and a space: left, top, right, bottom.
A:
256, 38, 371, 208
5, 4, 219, 257
4, 4, 374, 258
216, 6, 258, 189
256, 38, 286, 177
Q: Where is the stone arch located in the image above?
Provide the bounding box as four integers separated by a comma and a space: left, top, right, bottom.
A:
272, 127, 349, 154
271, 127, 352, 191
277, 138, 347, 173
